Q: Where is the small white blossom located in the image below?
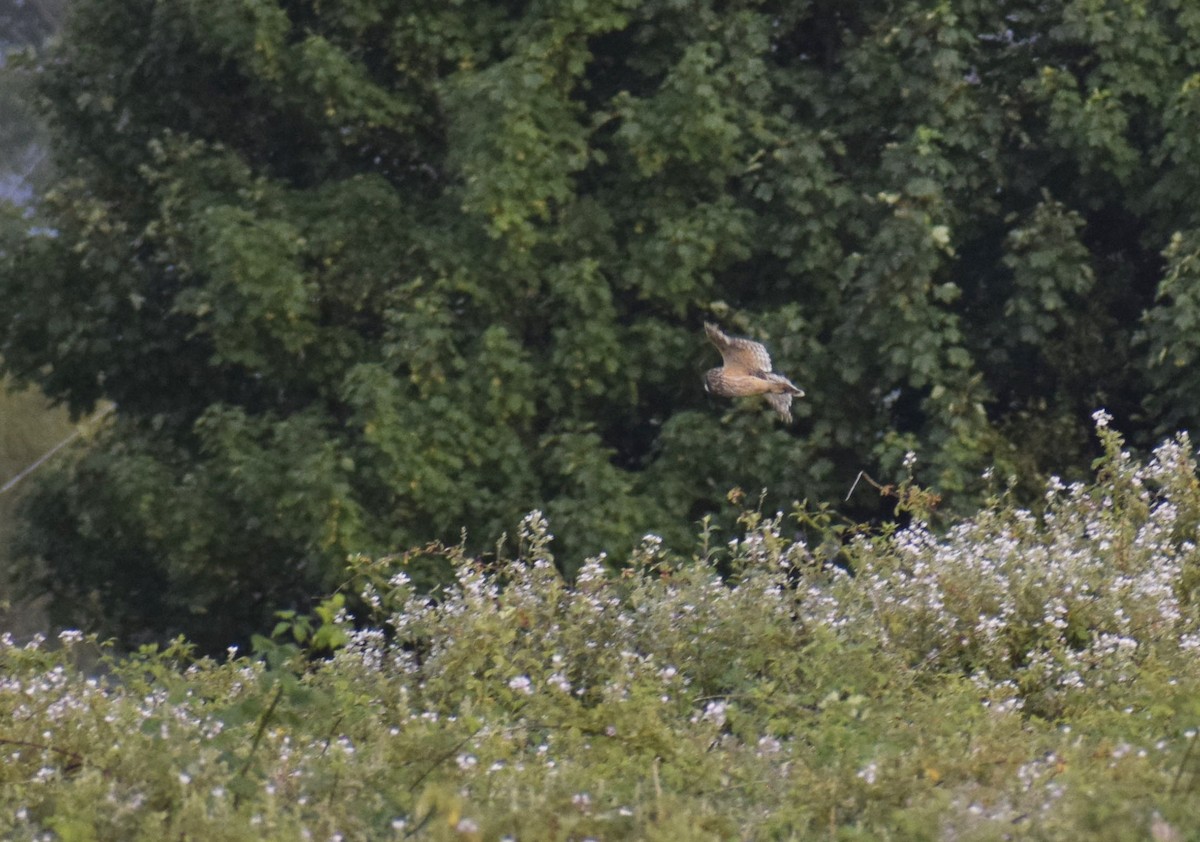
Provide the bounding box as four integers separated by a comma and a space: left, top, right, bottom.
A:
701, 700, 727, 727
455, 818, 478, 835
757, 735, 782, 755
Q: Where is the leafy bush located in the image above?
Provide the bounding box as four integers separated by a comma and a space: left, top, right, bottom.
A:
3, 422, 1200, 839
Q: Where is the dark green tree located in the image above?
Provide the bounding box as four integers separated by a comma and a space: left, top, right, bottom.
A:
4, 0, 1200, 647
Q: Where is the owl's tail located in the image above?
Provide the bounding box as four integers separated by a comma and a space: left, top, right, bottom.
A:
767, 374, 805, 397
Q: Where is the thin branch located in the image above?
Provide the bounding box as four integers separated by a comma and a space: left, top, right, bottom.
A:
1170, 730, 1198, 796
232, 682, 285, 808
845, 470, 890, 502
0, 736, 110, 777
0, 403, 115, 495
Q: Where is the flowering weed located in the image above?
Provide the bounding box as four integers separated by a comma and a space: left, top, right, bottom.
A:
3, 423, 1200, 838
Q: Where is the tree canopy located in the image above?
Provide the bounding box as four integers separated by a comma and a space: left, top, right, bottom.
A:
4, 0, 1200, 646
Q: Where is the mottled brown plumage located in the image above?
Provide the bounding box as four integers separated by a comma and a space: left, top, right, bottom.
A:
704, 322, 805, 422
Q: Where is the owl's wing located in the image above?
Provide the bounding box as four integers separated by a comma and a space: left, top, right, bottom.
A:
705, 323, 772, 374
764, 392, 794, 423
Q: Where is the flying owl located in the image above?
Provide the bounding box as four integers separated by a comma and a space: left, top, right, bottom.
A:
703, 322, 805, 422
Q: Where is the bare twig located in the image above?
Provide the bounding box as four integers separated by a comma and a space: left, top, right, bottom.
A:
0, 403, 115, 495
845, 470, 889, 502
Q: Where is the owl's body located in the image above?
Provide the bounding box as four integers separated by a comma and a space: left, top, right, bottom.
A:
703, 322, 804, 422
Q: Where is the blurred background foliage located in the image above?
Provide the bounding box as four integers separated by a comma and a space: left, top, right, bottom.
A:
1, 0, 72, 636
0, 0, 62, 203
3, 0, 1200, 648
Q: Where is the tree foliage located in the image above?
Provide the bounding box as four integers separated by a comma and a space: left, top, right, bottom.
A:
4, 0, 1200, 645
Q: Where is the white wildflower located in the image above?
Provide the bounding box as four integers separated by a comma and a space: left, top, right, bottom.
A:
455, 818, 478, 835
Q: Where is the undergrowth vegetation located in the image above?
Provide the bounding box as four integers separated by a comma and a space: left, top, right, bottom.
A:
4, 419, 1200, 840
